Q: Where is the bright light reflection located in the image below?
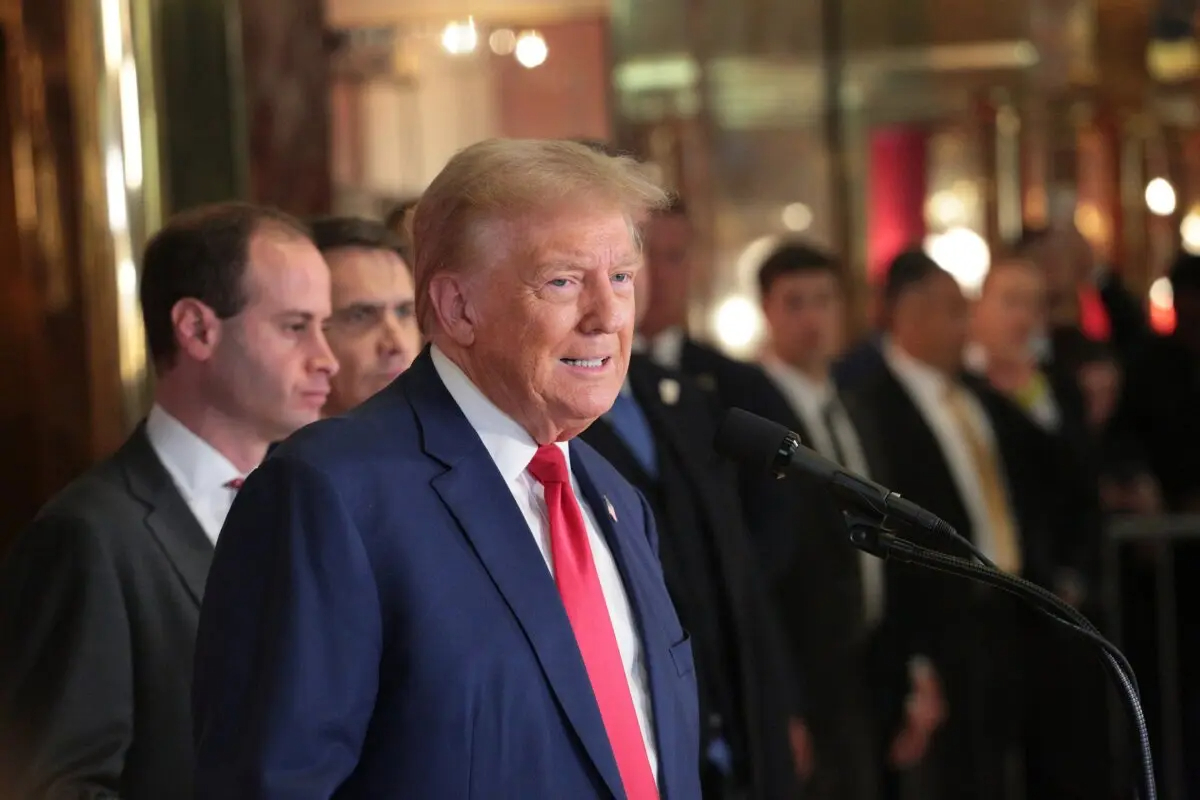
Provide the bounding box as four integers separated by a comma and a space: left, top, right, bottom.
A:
1145, 178, 1177, 217
924, 227, 991, 296
515, 31, 548, 68
441, 19, 478, 55
713, 295, 761, 350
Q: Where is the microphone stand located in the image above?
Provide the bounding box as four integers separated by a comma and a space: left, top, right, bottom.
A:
843, 510, 1157, 800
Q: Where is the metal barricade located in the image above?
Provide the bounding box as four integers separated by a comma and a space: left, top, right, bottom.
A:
1104, 514, 1200, 800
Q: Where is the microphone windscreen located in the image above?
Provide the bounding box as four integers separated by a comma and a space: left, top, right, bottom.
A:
713, 408, 793, 473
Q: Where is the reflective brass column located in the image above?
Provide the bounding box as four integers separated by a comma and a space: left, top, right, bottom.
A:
0, 0, 157, 545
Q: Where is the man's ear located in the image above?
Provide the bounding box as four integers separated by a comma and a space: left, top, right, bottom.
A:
172, 298, 222, 362
427, 272, 479, 346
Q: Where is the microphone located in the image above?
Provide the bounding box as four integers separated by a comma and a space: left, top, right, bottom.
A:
715, 407, 1160, 799
714, 407, 948, 537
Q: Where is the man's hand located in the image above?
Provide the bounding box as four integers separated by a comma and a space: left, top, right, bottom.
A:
1055, 569, 1087, 609
888, 658, 946, 769
789, 718, 814, 782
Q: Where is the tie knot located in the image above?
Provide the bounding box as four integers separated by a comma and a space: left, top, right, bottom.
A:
528, 444, 569, 485
224, 477, 245, 491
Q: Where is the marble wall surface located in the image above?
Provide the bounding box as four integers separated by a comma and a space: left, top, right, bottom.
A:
240, 0, 332, 215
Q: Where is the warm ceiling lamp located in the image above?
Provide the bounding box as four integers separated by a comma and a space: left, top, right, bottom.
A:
514, 31, 548, 68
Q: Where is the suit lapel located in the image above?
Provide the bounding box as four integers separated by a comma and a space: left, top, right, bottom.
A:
405, 351, 625, 800
119, 426, 214, 604
570, 442, 679, 800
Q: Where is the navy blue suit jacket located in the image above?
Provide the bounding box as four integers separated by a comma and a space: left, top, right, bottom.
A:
192, 350, 702, 799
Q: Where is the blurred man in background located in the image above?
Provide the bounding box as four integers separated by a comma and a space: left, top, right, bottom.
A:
311, 216, 420, 416
757, 242, 943, 800
582, 228, 805, 799
637, 198, 801, 571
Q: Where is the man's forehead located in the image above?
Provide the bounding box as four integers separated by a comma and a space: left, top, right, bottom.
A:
493, 210, 639, 262
243, 237, 329, 297
329, 249, 413, 301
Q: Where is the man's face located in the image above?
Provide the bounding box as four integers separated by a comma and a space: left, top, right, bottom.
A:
1029, 227, 1093, 305
207, 232, 338, 441
761, 269, 843, 373
894, 271, 969, 374
456, 206, 640, 442
323, 246, 420, 414
640, 213, 692, 336
973, 261, 1046, 362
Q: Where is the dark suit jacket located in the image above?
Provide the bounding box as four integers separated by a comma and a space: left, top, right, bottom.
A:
191, 350, 702, 800
845, 365, 1059, 796
831, 335, 886, 392
0, 426, 213, 800
675, 338, 805, 576
764, 386, 896, 800
580, 355, 799, 799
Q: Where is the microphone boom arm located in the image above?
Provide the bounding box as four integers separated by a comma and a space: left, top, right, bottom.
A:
842, 511, 1155, 800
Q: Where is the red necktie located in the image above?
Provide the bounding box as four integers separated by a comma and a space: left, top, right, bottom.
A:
224, 478, 245, 491
527, 445, 658, 800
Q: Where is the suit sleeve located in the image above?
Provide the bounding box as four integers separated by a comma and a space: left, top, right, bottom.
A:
0, 515, 133, 800
192, 455, 382, 800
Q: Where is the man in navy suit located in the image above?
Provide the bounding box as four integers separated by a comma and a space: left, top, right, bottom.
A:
191, 138, 701, 799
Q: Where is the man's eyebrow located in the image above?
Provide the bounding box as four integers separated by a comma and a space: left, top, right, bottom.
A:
535, 253, 642, 273
337, 301, 385, 312
275, 310, 315, 322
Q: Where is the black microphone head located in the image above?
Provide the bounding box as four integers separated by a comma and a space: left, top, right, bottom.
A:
714, 408, 796, 473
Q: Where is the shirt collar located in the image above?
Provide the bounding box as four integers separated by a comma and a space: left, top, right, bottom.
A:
883, 338, 952, 399
760, 352, 835, 406
144, 404, 245, 500
963, 341, 989, 375
430, 344, 571, 483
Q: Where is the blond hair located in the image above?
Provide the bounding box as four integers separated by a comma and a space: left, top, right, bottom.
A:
410, 138, 668, 335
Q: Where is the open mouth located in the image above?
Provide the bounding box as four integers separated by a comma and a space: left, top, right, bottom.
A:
560, 357, 610, 369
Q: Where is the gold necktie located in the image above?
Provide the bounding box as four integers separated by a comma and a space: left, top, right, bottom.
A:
942, 384, 1022, 574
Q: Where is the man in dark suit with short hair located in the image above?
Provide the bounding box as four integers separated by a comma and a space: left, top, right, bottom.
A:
757, 242, 945, 800
582, 263, 802, 799
636, 198, 804, 574
847, 250, 1071, 800
0, 203, 338, 799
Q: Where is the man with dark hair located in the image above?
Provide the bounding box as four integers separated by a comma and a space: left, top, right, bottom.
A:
311, 216, 420, 415
637, 199, 819, 787
637, 198, 801, 561
0, 202, 338, 800
581, 236, 803, 800
757, 241, 944, 800
847, 255, 1078, 799
830, 249, 939, 390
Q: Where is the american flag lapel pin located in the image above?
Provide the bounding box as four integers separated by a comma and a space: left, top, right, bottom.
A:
605, 496, 617, 522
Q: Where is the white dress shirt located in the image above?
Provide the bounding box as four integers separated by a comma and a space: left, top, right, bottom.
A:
145, 404, 246, 544
761, 355, 885, 625
430, 345, 659, 780
882, 341, 1018, 565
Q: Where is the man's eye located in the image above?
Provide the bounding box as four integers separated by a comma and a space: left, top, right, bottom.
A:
548, 278, 570, 288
